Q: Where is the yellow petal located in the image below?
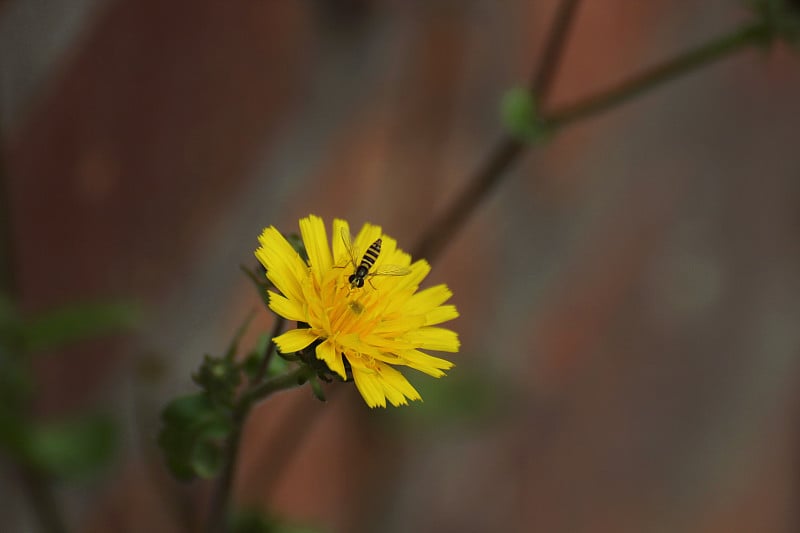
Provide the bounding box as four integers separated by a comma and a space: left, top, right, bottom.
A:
268, 291, 306, 322
398, 349, 454, 377
351, 367, 387, 408
375, 363, 421, 406
255, 227, 306, 303
404, 327, 460, 352
299, 215, 332, 284
371, 315, 427, 336
273, 328, 318, 353
331, 218, 353, 267
424, 304, 459, 326
316, 339, 346, 380
407, 285, 453, 313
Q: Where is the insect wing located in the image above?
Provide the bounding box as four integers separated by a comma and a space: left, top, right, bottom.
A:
340, 228, 359, 268
371, 264, 412, 277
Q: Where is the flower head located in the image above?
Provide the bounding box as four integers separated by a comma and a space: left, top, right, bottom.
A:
255, 215, 459, 407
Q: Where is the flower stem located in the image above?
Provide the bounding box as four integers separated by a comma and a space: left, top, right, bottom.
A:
251, 317, 285, 384
412, 15, 771, 262
412, 0, 584, 261
546, 20, 771, 131
205, 365, 314, 533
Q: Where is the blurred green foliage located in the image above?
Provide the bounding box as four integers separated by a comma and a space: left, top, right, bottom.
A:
231, 508, 323, 533
0, 294, 137, 480
751, 0, 800, 44
158, 313, 294, 481
159, 392, 233, 480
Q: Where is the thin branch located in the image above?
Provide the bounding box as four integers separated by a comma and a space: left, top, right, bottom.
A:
412, 9, 772, 263
546, 20, 770, 131
205, 365, 314, 533
530, 0, 583, 107
251, 316, 285, 384
412, 0, 583, 261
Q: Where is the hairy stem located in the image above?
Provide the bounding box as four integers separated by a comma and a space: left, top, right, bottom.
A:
206, 365, 314, 533
251, 317, 285, 384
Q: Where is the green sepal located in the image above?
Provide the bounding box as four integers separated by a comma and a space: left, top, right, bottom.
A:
193, 355, 240, 408
308, 376, 326, 402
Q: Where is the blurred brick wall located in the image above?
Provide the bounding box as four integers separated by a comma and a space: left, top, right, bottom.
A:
4, 0, 800, 532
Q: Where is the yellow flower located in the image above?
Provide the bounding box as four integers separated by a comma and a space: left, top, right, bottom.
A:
255, 215, 459, 408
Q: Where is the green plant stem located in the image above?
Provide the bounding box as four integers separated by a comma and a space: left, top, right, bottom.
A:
412, 0, 583, 261
546, 20, 771, 131
530, 0, 583, 107
251, 317, 285, 384
412, 17, 771, 262
206, 365, 314, 533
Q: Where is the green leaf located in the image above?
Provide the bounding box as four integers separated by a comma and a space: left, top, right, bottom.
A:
161, 393, 216, 426
25, 414, 116, 479
158, 393, 234, 481
22, 301, 140, 353
501, 87, 547, 142
190, 438, 225, 479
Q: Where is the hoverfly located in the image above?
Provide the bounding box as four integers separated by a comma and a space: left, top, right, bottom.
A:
340, 229, 410, 289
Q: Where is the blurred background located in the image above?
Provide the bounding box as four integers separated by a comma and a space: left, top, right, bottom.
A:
2, 0, 800, 531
